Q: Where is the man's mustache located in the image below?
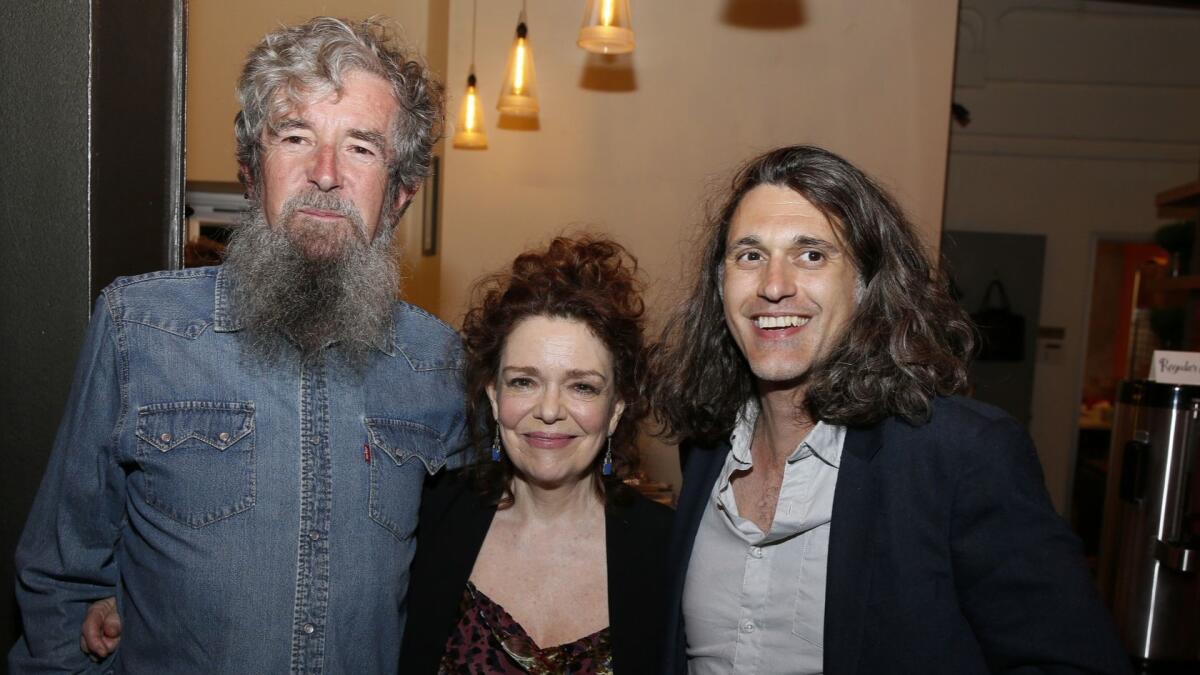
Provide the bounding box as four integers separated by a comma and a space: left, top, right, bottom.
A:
279, 190, 367, 237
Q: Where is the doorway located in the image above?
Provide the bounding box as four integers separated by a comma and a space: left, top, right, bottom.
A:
943, 230, 1046, 427
1073, 238, 1168, 560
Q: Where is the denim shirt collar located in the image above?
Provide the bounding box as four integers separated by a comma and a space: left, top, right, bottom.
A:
211, 265, 398, 357
212, 266, 241, 333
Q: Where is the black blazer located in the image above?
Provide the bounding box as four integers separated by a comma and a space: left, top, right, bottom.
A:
663, 396, 1132, 675
400, 470, 674, 674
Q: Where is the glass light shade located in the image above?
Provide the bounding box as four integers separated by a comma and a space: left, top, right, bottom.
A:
497, 23, 539, 117
577, 0, 635, 54
453, 77, 488, 149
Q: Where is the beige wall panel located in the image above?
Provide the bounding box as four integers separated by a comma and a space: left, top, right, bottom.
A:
440, 0, 959, 318
439, 0, 960, 488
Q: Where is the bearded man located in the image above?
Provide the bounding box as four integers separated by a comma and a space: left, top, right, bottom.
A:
9, 17, 466, 674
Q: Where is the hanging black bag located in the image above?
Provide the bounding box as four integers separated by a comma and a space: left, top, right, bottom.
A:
971, 279, 1025, 361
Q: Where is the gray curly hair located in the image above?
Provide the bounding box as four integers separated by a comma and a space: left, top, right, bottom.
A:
234, 16, 444, 204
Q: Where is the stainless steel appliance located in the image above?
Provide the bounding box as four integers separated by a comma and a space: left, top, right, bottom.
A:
1098, 380, 1200, 665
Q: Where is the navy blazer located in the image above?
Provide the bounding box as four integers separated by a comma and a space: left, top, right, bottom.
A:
401, 470, 674, 673
663, 396, 1132, 674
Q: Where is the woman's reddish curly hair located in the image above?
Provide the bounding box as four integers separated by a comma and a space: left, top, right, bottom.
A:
460, 235, 648, 505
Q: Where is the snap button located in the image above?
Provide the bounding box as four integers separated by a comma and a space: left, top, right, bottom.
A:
159, 432, 172, 443
303, 623, 315, 635
218, 432, 231, 443
741, 620, 755, 633
750, 547, 764, 559
309, 531, 320, 541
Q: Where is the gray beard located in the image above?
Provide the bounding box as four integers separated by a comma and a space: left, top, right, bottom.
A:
222, 203, 400, 367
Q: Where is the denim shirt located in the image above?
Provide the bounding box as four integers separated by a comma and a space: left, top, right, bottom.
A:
10, 266, 468, 674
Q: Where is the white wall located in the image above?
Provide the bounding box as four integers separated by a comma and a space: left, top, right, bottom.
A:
945, 0, 1200, 513
439, 0, 961, 489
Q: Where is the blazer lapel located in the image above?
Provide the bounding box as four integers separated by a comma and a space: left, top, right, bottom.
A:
662, 440, 731, 673
401, 473, 499, 673
605, 498, 640, 672
670, 440, 730, 602
429, 483, 497, 631
823, 422, 884, 675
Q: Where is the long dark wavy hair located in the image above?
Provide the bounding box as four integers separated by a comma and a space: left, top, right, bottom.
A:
461, 235, 648, 507
651, 145, 974, 442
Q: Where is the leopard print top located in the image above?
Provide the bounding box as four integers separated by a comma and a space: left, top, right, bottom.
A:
436, 581, 614, 674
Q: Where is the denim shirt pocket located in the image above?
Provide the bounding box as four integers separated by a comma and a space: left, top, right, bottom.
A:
134, 401, 256, 528
364, 417, 447, 540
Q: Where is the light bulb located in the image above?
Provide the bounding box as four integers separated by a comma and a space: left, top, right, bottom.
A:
453, 74, 487, 149
497, 21, 539, 117
578, 0, 635, 54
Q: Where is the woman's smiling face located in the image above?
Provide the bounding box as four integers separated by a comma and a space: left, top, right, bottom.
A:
487, 315, 625, 490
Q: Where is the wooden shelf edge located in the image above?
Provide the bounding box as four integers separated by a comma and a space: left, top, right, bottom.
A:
1144, 275, 1200, 292
187, 180, 243, 194
1156, 179, 1200, 215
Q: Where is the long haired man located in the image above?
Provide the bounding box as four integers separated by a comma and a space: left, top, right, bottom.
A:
654, 145, 1129, 674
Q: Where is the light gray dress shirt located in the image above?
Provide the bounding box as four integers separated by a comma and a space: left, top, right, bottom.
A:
683, 403, 845, 675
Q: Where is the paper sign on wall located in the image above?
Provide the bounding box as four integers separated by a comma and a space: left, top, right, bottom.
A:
1150, 350, 1200, 386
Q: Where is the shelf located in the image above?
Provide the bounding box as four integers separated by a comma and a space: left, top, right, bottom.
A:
1156, 179, 1200, 219
1143, 275, 1200, 293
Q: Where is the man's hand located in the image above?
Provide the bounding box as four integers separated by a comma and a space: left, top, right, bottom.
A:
79, 596, 121, 661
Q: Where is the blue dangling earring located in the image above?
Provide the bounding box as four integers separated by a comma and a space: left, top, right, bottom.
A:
602, 435, 613, 476
491, 426, 502, 462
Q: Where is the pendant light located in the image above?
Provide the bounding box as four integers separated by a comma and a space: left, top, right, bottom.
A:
497, 2, 539, 118
453, 0, 487, 149
577, 0, 635, 54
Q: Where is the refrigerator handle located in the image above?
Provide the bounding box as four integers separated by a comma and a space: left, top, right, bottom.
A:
1154, 539, 1197, 574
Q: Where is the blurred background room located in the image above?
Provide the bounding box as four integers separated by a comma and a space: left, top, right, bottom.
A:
2, 0, 1198, 667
